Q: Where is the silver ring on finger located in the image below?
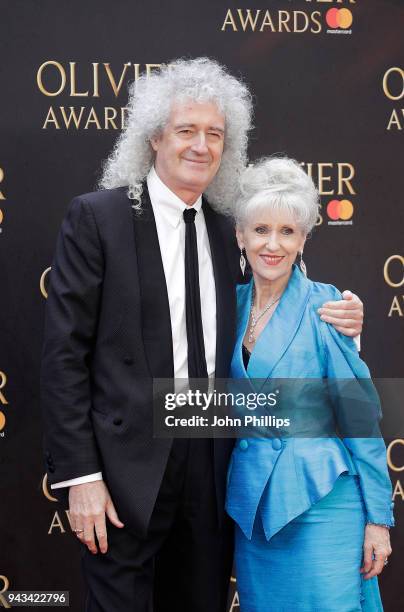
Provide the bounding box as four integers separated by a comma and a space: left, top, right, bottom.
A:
73, 528, 84, 535
383, 559, 388, 566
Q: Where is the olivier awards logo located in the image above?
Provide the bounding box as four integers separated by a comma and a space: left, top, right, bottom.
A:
0, 166, 5, 235
383, 255, 404, 317
387, 439, 404, 504
42, 474, 73, 535
221, 8, 322, 34
37, 62, 162, 131
228, 577, 240, 611
221, 0, 355, 35
42, 474, 58, 503
0, 576, 11, 609
383, 66, 404, 131
0, 371, 9, 438
300, 161, 356, 226
40, 267, 51, 299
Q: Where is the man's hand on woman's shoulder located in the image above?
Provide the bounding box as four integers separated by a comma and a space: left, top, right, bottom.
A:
318, 290, 363, 337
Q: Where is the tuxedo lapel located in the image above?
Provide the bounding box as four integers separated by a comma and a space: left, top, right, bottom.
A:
231, 281, 254, 380
131, 186, 174, 379
202, 199, 236, 378
203, 199, 237, 518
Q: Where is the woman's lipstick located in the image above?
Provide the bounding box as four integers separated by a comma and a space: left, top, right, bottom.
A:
259, 254, 284, 266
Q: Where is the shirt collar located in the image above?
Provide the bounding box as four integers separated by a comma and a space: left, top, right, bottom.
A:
146, 166, 203, 228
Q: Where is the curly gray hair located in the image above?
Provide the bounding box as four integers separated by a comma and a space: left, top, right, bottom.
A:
99, 57, 253, 213
234, 156, 320, 235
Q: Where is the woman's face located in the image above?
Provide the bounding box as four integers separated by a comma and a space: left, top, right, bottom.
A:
237, 207, 306, 286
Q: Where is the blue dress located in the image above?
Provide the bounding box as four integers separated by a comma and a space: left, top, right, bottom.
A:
225, 266, 394, 612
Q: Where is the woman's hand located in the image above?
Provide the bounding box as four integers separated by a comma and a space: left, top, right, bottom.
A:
360, 524, 392, 579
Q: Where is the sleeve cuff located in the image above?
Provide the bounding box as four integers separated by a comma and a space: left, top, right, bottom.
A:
366, 511, 395, 528
51, 472, 103, 489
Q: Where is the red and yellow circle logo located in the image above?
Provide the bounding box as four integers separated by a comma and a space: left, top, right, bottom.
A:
326, 8, 353, 29
0, 411, 5, 431
326, 199, 354, 221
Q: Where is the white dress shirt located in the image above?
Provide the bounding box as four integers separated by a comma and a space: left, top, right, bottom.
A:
51, 167, 217, 489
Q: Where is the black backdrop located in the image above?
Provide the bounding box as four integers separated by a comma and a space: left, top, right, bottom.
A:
0, 0, 403, 610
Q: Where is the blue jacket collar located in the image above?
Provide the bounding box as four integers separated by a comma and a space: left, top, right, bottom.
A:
234, 265, 312, 379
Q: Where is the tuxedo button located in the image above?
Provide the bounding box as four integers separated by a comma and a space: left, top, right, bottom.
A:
239, 439, 248, 451
123, 357, 133, 365
45, 451, 52, 459
46, 457, 54, 466
272, 438, 282, 451
48, 466, 55, 473
113, 418, 123, 426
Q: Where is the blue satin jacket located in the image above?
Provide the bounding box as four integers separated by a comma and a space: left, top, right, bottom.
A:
225, 265, 394, 540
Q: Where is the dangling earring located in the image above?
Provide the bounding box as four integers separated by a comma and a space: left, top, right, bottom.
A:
299, 251, 307, 277
240, 248, 246, 276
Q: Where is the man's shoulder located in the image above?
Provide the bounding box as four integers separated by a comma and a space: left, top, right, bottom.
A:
202, 198, 236, 243
72, 186, 129, 212
64, 187, 132, 231
308, 279, 342, 310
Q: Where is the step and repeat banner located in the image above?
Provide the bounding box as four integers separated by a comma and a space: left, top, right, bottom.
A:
0, 0, 403, 610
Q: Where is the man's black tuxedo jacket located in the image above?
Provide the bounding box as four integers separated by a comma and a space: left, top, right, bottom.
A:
41, 185, 240, 537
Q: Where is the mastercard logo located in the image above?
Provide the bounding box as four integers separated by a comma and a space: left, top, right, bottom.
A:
326, 199, 354, 221
0, 209, 3, 224
0, 411, 5, 431
326, 8, 353, 29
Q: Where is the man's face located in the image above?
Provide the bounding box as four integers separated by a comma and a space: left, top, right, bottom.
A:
151, 100, 225, 203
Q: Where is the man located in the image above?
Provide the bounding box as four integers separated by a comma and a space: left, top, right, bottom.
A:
41, 58, 363, 612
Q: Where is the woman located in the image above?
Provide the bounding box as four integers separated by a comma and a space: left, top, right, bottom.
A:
226, 157, 394, 611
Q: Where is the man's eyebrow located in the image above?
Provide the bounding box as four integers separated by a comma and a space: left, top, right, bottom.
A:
174, 123, 225, 133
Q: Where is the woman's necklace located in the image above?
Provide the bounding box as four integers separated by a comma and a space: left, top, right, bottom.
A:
248, 286, 282, 345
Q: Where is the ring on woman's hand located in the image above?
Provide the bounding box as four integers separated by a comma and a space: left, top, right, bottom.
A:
383, 559, 388, 566
73, 528, 84, 535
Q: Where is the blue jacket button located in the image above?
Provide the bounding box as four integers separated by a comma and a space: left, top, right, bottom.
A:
239, 439, 249, 451
272, 438, 282, 451
391, 502, 395, 509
